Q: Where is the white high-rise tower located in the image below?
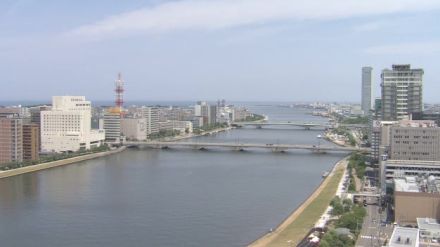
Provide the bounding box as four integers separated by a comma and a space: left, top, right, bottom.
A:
361, 67, 373, 115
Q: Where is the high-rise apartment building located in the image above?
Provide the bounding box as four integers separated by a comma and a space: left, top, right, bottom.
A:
41, 96, 105, 153
208, 105, 217, 125
22, 123, 40, 161
362, 67, 373, 115
141, 107, 159, 138
381, 64, 423, 121
0, 116, 23, 164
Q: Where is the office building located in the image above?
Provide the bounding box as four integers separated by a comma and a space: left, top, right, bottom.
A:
0, 116, 23, 164
22, 123, 39, 161
361, 67, 373, 115
389, 120, 440, 161
103, 110, 121, 142
41, 96, 105, 153
381, 64, 423, 121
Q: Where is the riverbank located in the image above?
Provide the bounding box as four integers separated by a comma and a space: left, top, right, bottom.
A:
0, 126, 232, 179
248, 156, 348, 247
0, 147, 126, 179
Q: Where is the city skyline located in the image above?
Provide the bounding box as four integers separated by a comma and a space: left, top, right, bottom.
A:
2, 1, 440, 102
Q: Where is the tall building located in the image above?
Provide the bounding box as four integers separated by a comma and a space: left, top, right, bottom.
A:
0, 116, 23, 164
361, 67, 373, 115
22, 123, 40, 161
141, 107, 159, 138
28, 105, 51, 152
208, 105, 217, 125
103, 110, 121, 142
381, 64, 423, 121
41, 96, 105, 153
194, 101, 211, 126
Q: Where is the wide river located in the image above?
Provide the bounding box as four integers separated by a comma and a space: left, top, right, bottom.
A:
0, 105, 345, 247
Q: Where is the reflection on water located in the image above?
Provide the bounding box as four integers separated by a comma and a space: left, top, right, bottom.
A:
0, 105, 345, 247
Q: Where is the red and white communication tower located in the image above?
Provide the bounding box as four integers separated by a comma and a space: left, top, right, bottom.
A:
114, 73, 124, 115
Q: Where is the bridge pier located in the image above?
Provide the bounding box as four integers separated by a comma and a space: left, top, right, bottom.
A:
191, 145, 207, 151
312, 149, 327, 154
271, 147, 288, 153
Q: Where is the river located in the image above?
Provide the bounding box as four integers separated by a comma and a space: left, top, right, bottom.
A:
0, 105, 345, 247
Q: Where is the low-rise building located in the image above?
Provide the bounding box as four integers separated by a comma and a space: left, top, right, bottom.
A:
417, 218, 440, 241
158, 120, 192, 134
388, 227, 419, 247
384, 160, 440, 183
394, 176, 440, 224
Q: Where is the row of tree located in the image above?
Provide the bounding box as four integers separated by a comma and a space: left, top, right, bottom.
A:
320, 196, 367, 247
0, 145, 110, 171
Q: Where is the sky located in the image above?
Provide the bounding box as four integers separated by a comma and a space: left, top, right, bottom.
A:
1, 0, 440, 103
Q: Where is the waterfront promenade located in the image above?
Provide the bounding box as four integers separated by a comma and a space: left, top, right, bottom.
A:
248, 157, 348, 247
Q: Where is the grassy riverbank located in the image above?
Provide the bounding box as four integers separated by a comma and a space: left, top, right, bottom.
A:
249, 158, 347, 247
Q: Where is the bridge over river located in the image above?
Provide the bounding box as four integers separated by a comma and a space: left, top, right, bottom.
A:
124, 141, 369, 153
232, 122, 367, 130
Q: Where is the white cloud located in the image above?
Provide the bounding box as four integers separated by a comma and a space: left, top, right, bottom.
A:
365, 41, 440, 55
66, 0, 440, 40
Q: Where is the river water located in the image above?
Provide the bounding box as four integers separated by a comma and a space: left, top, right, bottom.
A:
0, 105, 345, 247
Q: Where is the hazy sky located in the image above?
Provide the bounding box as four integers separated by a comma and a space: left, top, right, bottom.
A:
1, 0, 440, 102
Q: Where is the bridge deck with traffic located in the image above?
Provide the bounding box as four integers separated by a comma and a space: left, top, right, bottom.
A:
232, 121, 367, 130
124, 141, 369, 153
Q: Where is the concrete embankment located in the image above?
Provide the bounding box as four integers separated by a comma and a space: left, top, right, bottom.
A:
0, 147, 126, 179
248, 156, 348, 247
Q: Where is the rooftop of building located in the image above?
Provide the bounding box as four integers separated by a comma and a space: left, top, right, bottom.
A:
388, 227, 419, 247
417, 218, 440, 231
398, 120, 437, 128
394, 176, 440, 193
